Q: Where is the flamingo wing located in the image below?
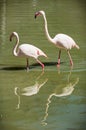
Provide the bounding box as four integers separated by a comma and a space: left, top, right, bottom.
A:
53, 34, 76, 50
18, 44, 46, 58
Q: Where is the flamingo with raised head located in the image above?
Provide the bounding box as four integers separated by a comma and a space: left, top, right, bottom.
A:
35, 10, 80, 67
10, 32, 47, 70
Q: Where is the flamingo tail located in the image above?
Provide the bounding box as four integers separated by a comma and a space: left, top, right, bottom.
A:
75, 44, 80, 49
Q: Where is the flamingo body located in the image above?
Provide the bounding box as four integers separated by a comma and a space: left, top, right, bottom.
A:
17, 44, 47, 59
35, 10, 80, 66
53, 33, 79, 50
10, 32, 47, 70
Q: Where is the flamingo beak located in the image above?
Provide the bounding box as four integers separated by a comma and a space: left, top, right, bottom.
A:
10, 33, 13, 41
34, 12, 40, 19
10, 35, 12, 41
34, 13, 37, 19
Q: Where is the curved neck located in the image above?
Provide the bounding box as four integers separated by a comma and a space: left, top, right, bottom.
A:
13, 35, 19, 56
42, 13, 54, 43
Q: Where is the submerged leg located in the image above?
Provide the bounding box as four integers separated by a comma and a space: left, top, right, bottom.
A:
67, 50, 73, 66
36, 59, 44, 71
57, 50, 61, 67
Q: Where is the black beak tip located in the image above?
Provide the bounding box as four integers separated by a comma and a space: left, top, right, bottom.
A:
34, 14, 37, 19
10, 37, 12, 41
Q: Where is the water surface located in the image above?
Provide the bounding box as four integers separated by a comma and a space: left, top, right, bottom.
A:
0, 0, 86, 130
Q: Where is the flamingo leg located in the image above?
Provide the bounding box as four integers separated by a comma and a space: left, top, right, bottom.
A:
57, 50, 61, 67
36, 59, 44, 71
67, 50, 73, 66
26, 58, 30, 71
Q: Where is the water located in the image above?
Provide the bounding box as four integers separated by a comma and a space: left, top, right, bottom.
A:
0, 0, 86, 130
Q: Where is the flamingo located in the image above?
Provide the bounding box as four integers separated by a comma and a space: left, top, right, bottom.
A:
10, 32, 47, 70
35, 10, 80, 67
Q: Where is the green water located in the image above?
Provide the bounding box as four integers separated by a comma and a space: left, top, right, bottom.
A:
0, 0, 86, 130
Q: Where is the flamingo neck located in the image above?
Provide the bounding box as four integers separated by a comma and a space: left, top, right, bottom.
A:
13, 35, 19, 56
43, 14, 54, 43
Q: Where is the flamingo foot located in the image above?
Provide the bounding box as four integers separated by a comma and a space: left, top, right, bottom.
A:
41, 63, 44, 71
36, 59, 44, 71
57, 59, 60, 67
70, 60, 73, 69
70, 60, 73, 67
26, 67, 30, 72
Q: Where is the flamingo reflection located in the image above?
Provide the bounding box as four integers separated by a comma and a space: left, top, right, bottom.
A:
14, 72, 48, 109
41, 71, 79, 126
21, 78, 48, 96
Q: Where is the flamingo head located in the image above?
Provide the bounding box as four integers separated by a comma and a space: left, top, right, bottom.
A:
35, 10, 45, 18
10, 32, 18, 41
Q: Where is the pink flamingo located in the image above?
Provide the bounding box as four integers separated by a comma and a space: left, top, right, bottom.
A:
10, 32, 47, 70
35, 10, 80, 67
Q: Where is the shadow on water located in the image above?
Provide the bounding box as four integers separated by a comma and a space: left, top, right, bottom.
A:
0, 64, 36, 71
0, 66, 26, 71
32, 61, 64, 66
0, 61, 64, 71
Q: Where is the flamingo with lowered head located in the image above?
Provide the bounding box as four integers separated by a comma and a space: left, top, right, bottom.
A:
35, 10, 80, 67
10, 32, 47, 71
